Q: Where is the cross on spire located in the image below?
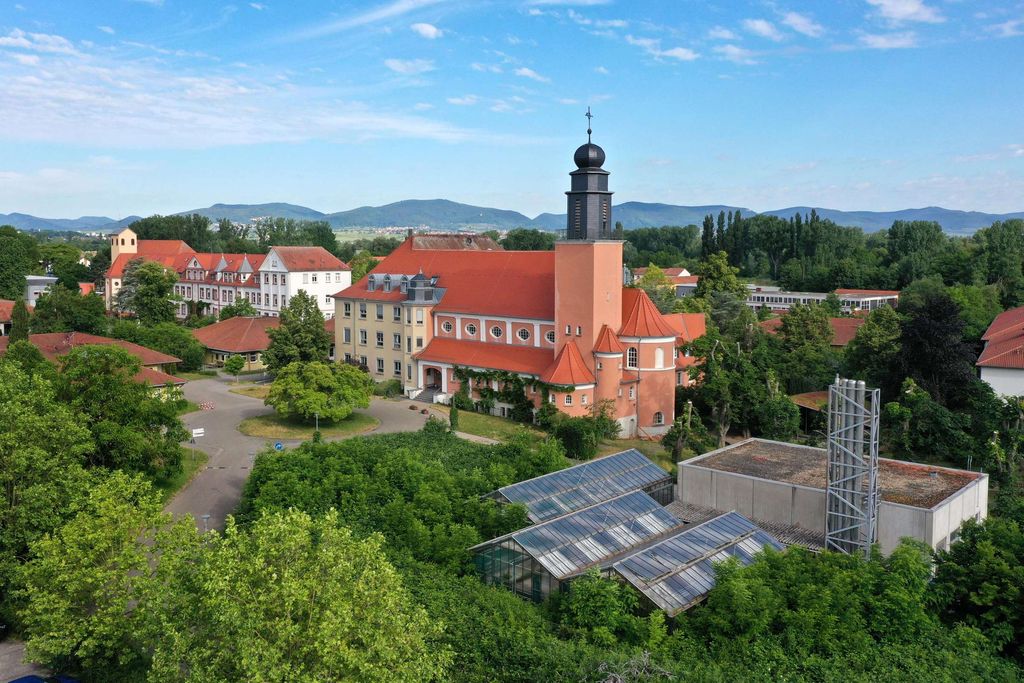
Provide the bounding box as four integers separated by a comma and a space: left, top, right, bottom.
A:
585, 106, 593, 143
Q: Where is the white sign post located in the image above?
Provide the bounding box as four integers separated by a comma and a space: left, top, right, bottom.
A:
190, 428, 204, 463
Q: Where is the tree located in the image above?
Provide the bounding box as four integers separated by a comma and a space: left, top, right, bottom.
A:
114, 259, 179, 325
634, 264, 678, 313
265, 361, 373, 423
844, 305, 902, 393
778, 303, 833, 351
0, 339, 52, 378
348, 250, 379, 282
0, 226, 39, 301
755, 370, 799, 440
694, 251, 746, 300
553, 417, 600, 460
30, 285, 107, 334
897, 287, 977, 407
558, 569, 643, 647
500, 228, 556, 251
9, 298, 29, 342
39, 243, 89, 288
56, 345, 186, 477
224, 354, 245, 382
449, 403, 460, 432
262, 290, 331, 372
218, 297, 258, 320
18, 472, 177, 679
949, 283, 1003, 342
662, 400, 714, 460
0, 363, 93, 629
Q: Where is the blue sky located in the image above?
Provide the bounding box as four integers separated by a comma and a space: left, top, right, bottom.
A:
1, 0, 1022, 219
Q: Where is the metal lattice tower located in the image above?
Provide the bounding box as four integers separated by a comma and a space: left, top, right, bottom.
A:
825, 377, 880, 557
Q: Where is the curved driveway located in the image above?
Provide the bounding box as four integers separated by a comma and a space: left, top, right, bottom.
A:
165, 378, 434, 530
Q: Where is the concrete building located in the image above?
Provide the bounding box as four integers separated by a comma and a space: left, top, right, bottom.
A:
977, 305, 1024, 396
105, 228, 350, 319
677, 438, 988, 555
24, 274, 58, 305
744, 286, 899, 313
333, 138, 703, 436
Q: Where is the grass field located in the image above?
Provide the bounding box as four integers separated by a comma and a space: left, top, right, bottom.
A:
334, 229, 386, 243
229, 384, 271, 400
237, 412, 379, 439
153, 449, 209, 503
175, 399, 201, 416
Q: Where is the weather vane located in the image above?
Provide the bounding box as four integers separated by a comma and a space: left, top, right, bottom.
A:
585, 106, 593, 143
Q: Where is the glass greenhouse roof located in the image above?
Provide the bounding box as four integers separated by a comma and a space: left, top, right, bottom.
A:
612, 511, 784, 616
495, 449, 672, 522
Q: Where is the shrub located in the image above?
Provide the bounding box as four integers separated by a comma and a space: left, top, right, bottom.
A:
449, 404, 460, 432
554, 417, 600, 460
373, 378, 403, 398
536, 401, 562, 431
452, 391, 475, 411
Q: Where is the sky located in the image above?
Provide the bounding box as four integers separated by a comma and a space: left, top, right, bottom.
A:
0, 0, 1022, 219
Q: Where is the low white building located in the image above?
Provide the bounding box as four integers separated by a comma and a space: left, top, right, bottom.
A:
977, 306, 1024, 397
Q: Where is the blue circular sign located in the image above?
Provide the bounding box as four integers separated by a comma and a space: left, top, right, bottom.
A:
274, 442, 284, 451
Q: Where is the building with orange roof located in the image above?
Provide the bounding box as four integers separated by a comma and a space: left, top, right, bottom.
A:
759, 315, 866, 347
977, 305, 1024, 396
333, 138, 697, 436
191, 315, 336, 370
104, 228, 350, 319
0, 331, 185, 389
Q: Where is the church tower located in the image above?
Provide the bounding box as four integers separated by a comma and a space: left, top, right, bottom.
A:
565, 109, 613, 240
554, 111, 623, 369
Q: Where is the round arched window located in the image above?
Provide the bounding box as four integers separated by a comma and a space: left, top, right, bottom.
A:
517, 328, 531, 341
545, 330, 556, 344
491, 325, 503, 339
441, 321, 453, 333
465, 323, 477, 337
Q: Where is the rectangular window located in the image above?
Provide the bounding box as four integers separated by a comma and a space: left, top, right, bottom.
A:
581, 394, 588, 405
264, 273, 269, 284
359, 303, 367, 319
273, 295, 278, 307
302, 273, 308, 284
629, 386, 635, 399
393, 333, 401, 349
343, 328, 351, 343
407, 364, 412, 380
376, 358, 384, 373
376, 332, 384, 348
416, 337, 423, 349
406, 337, 412, 353
393, 306, 401, 321
281, 275, 286, 285
565, 324, 571, 335
345, 353, 352, 362
564, 395, 572, 406
359, 330, 367, 345
325, 295, 331, 304
281, 296, 286, 307
311, 274, 317, 283
263, 293, 269, 306
344, 302, 351, 317
359, 355, 367, 367
415, 309, 423, 324
576, 326, 582, 336
376, 304, 384, 321
393, 361, 402, 376
273, 274, 278, 285
406, 309, 412, 324
249, 353, 258, 362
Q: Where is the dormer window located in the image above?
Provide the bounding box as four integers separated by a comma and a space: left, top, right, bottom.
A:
400, 277, 408, 293
383, 276, 391, 293
367, 276, 376, 292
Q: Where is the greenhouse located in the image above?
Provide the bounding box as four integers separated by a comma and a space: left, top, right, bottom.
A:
488, 448, 674, 522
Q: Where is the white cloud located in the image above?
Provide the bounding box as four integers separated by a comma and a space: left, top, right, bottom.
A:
413, 102, 433, 110
714, 44, 758, 64
594, 65, 609, 74
1011, 144, 1024, 157
0, 28, 79, 54
98, 26, 116, 35
514, 66, 550, 82
781, 12, 824, 38
989, 18, 1024, 38
9, 53, 39, 65
558, 97, 578, 105
707, 26, 738, 40
625, 34, 700, 61
471, 62, 502, 73
292, 0, 444, 39
566, 9, 627, 28
742, 19, 784, 41
411, 22, 443, 39
129, 0, 165, 5
446, 95, 479, 105
383, 58, 435, 74
527, 0, 611, 5
250, 3, 267, 10
859, 31, 917, 48
866, 0, 943, 24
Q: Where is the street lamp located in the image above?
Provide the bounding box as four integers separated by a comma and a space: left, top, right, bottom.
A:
201, 514, 211, 533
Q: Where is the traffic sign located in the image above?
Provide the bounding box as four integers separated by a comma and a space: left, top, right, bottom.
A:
192, 428, 205, 438
274, 442, 284, 451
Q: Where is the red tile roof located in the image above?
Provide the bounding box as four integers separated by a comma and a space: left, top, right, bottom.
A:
416, 337, 553, 376
192, 316, 279, 353
106, 240, 196, 278
0, 332, 184, 385
834, 288, 900, 297
593, 324, 625, 354
335, 238, 556, 320
663, 313, 706, 343
789, 391, 829, 411
982, 306, 1024, 342
540, 340, 596, 386
0, 299, 14, 322
620, 288, 678, 338
269, 246, 349, 272
78, 283, 96, 296
978, 309, 1024, 369
759, 315, 864, 347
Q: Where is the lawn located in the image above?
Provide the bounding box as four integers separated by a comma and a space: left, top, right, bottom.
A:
237, 412, 379, 439
429, 405, 546, 442
598, 437, 674, 474
175, 399, 201, 416
229, 384, 271, 400
153, 449, 209, 503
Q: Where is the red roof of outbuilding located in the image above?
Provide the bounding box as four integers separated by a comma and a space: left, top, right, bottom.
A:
593, 324, 625, 354
335, 238, 556, 320
0, 299, 15, 322
416, 337, 553, 376
982, 306, 1024, 342
978, 308, 1024, 369
269, 246, 349, 272
78, 283, 95, 296
192, 316, 279, 353
540, 340, 596, 386
619, 288, 678, 338
663, 313, 706, 342
759, 315, 864, 347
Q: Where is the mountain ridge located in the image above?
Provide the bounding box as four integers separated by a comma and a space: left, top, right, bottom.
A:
3, 200, 1022, 234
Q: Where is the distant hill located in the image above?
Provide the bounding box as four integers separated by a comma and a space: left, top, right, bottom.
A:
325, 199, 533, 229
5, 201, 1023, 234
174, 202, 326, 223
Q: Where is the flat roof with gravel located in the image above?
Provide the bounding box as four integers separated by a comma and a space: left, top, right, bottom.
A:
690, 439, 982, 509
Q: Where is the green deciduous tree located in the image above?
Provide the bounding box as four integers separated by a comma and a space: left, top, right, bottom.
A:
217, 297, 257, 320
148, 509, 448, 682
9, 298, 30, 342
109, 320, 205, 372
223, 354, 245, 382
843, 305, 902, 393
348, 250, 379, 282
30, 285, 107, 335
694, 251, 747, 300
114, 259, 179, 325
0, 226, 39, 301
500, 228, 556, 251
262, 290, 331, 372
266, 361, 373, 423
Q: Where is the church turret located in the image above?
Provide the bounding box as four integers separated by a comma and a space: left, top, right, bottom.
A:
565, 108, 613, 240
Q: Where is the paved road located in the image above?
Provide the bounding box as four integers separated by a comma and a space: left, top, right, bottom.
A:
166, 378, 452, 530
0, 640, 46, 681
